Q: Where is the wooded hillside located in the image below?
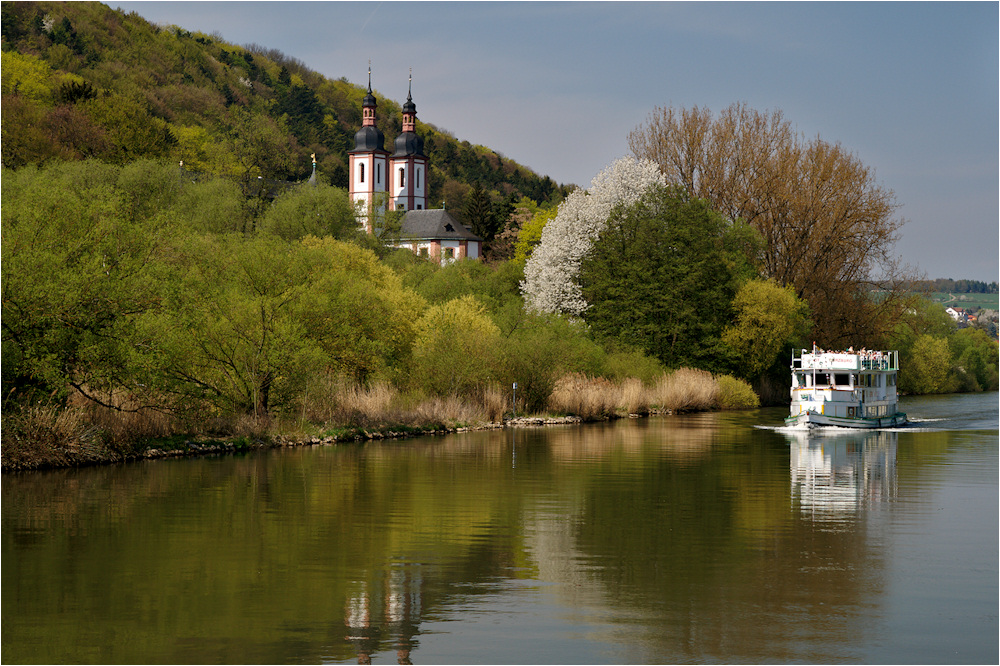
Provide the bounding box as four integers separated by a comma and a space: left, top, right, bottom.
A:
0, 1, 571, 210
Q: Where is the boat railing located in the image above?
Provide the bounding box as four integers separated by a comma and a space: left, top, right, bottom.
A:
792, 349, 899, 371
861, 353, 897, 371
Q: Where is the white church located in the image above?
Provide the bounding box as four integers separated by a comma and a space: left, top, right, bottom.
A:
348, 72, 482, 264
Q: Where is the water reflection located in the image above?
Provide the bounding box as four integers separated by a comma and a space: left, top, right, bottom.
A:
344, 563, 421, 664
3, 398, 996, 664
785, 430, 897, 522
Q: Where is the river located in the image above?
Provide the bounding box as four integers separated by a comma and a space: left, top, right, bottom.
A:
2, 392, 997, 664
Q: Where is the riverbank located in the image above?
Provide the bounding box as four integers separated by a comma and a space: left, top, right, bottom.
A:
1, 368, 759, 473
145, 415, 587, 459
0, 414, 594, 473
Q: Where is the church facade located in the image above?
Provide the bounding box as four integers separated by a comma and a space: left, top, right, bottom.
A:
348, 72, 481, 264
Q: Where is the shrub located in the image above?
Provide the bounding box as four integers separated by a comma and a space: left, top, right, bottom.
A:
598, 348, 665, 384
716, 375, 760, 409
1, 403, 111, 470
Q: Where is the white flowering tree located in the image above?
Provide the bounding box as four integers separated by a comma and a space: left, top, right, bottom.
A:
520, 157, 663, 315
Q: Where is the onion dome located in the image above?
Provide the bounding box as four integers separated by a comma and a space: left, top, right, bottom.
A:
393, 130, 424, 157
354, 125, 386, 152
402, 92, 416, 116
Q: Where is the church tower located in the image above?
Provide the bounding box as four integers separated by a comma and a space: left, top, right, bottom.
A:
389, 73, 428, 212
348, 67, 389, 232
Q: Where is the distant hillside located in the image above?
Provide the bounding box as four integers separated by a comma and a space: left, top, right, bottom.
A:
908, 278, 998, 295
1, 1, 571, 210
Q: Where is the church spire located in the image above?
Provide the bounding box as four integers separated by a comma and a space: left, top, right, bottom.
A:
401, 69, 416, 133
361, 62, 377, 127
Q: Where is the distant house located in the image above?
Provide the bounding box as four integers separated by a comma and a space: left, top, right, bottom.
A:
945, 307, 965, 322
394, 209, 482, 264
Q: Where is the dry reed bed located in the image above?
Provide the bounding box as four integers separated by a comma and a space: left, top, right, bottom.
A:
547, 368, 758, 418
2, 370, 758, 471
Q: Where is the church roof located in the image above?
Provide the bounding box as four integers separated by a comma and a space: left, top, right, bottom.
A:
392, 131, 425, 157
399, 209, 482, 241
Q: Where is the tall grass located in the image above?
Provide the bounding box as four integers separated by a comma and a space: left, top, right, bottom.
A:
547, 373, 619, 419
297, 373, 508, 430
651, 368, 719, 413
0, 394, 179, 470
546, 373, 652, 419
618, 377, 650, 415
544, 369, 761, 420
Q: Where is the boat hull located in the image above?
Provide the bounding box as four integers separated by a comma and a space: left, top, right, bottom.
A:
784, 411, 908, 429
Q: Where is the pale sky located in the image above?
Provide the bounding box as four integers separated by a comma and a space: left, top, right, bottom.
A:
113, 1, 998, 282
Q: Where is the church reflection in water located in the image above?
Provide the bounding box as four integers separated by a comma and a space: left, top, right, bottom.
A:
344, 562, 422, 664
786, 429, 898, 521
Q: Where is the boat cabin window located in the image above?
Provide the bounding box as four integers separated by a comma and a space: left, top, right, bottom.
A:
833, 373, 851, 387
814, 373, 831, 387
888, 374, 896, 387
795, 372, 809, 387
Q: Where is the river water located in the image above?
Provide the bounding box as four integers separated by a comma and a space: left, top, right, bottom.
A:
3, 392, 997, 664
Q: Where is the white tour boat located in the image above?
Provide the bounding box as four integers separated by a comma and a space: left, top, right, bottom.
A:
785, 347, 907, 428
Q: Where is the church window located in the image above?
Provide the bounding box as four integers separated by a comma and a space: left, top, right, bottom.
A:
416, 168, 421, 187
359, 163, 365, 183
399, 167, 405, 187
377, 163, 381, 184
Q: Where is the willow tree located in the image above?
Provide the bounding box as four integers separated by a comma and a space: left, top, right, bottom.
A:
628, 103, 912, 346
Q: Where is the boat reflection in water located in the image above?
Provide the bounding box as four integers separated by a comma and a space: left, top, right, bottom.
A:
785, 429, 898, 521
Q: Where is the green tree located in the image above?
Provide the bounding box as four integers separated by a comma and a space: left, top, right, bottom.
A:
82, 93, 177, 163
171, 175, 250, 235
629, 103, 912, 347
903, 334, 956, 395
1, 50, 55, 101
579, 184, 756, 372
887, 296, 956, 387
949, 327, 999, 392
1, 161, 166, 405
722, 279, 811, 380
225, 105, 294, 189
290, 237, 426, 384
513, 206, 556, 267
463, 181, 495, 241
140, 234, 326, 417
410, 295, 502, 396
257, 182, 359, 241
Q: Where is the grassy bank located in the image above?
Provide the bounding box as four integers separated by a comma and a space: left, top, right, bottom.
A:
1, 369, 758, 472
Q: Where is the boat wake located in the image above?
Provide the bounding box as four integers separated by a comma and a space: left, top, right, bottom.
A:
756, 423, 937, 434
